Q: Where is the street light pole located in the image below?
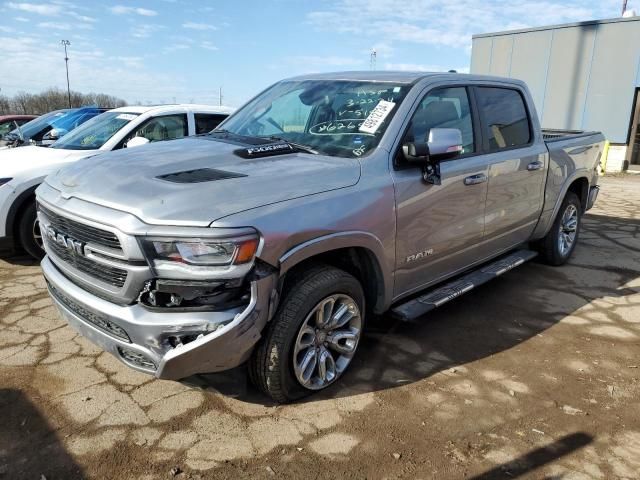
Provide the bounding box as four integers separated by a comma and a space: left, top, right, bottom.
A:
622, 0, 628, 15
60, 40, 71, 108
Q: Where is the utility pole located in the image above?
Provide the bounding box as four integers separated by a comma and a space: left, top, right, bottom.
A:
219, 86, 222, 106
370, 49, 377, 70
60, 40, 71, 108
622, 0, 628, 15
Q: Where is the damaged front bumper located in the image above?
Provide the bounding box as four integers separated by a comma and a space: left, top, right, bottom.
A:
41, 255, 275, 379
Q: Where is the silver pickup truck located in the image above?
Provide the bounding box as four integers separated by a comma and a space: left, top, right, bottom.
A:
36, 72, 604, 402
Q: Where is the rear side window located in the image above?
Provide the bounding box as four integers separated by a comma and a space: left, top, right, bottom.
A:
476, 87, 531, 151
195, 113, 228, 134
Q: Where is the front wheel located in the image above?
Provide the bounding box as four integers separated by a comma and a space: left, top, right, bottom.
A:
537, 192, 581, 266
249, 265, 364, 403
18, 201, 45, 260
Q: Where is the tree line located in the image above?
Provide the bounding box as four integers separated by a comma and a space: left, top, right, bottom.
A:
0, 88, 127, 115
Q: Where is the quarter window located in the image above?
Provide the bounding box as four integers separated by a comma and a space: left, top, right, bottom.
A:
476, 87, 531, 151
195, 113, 228, 134
404, 87, 475, 155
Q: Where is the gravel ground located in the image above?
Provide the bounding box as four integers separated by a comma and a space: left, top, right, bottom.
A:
1, 175, 639, 480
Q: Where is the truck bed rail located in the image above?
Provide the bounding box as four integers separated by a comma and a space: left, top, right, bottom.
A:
542, 129, 601, 142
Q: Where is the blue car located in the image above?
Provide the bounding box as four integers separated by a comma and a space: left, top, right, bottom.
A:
0, 107, 109, 149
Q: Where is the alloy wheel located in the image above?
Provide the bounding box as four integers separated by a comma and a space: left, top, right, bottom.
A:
292, 294, 362, 390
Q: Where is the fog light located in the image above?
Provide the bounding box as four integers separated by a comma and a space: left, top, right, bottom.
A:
117, 347, 156, 370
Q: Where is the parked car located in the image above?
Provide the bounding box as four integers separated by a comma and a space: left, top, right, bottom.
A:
0, 107, 107, 149
0, 115, 38, 137
37, 72, 603, 402
0, 104, 233, 258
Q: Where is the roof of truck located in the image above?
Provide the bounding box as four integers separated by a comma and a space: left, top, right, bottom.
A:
109, 104, 235, 115
285, 70, 524, 85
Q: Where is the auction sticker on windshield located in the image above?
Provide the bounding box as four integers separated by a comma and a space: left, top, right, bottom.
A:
116, 114, 137, 121
359, 100, 395, 134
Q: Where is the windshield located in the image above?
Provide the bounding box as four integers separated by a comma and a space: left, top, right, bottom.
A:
220, 80, 411, 158
52, 111, 139, 150
5, 110, 67, 139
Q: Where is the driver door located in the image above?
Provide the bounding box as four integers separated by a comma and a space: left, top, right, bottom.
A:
391, 86, 489, 298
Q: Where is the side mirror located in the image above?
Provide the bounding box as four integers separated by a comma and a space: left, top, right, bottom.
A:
426, 128, 463, 160
403, 128, 463, 163
125, 136, 150, 149
402, 128, 463, 185
41, 128, 64, 146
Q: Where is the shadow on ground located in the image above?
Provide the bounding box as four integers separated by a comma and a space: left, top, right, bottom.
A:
0, 389, 85, 479
469, 432, 593, 480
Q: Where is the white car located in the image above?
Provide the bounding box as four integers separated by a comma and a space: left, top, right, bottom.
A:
0, 104, 234, 258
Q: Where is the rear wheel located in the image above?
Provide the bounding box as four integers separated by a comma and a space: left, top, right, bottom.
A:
537, 192, 581, 266
249, 265, 364, 403
18, 201, 45, 260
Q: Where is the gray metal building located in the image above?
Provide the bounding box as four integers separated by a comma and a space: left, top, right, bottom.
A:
471, 16, 640, 172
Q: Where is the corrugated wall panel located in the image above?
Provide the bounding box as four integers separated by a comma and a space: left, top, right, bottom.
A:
471, 19, 640, 144
489, 36, 513, 77
509, 30, 553, 119
541, 25, 597, 131
582, 21, 640, 143
470, 37, 492, 74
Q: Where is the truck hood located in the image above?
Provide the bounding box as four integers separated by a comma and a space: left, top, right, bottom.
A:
45, 136, 361, 226
0, 145, 97, 178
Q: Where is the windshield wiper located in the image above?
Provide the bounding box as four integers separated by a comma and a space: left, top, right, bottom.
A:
267, 136, 318, 155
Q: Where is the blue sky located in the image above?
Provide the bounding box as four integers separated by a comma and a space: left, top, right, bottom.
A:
0, 0, 637, 106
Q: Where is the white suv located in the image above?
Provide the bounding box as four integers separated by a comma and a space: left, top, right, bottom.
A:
0, 104, 234, 258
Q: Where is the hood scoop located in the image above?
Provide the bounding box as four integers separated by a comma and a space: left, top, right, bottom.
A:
156, 168, 247, 184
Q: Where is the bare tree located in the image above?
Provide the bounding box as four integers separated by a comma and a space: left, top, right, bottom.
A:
3, 88, 127, 114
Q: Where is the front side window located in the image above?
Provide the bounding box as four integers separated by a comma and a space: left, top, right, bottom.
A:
52, 111, 140, 150
220, 80, 411, 158
403, 86, 475, 155
195, 113, 228, 134
127, 114, 188, 144
0, 121, 14, 136
476, 87, 531, 151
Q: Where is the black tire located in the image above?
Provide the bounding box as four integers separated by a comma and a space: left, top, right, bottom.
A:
537, 192, 581, 266
18, 201, 45, 260
249, 264, 365, 403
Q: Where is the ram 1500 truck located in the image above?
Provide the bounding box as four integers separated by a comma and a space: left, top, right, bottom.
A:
36, 72, 604, 402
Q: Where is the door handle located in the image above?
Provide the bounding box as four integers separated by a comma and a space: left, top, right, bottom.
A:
463, 173, 487, 186
527, 161, 544, 171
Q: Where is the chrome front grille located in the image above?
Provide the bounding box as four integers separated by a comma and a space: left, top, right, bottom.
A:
46, 238, 128, 288
38, 204, 122, 250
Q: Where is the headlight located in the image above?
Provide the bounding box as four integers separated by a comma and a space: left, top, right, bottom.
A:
141, 235, 259, 272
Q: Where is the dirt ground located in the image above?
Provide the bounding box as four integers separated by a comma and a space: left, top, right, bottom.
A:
1, 175, 639, 480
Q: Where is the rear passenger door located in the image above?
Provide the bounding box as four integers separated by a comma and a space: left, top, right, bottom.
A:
474, 86, 547, 253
